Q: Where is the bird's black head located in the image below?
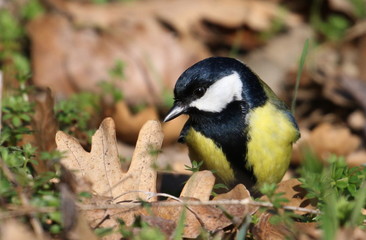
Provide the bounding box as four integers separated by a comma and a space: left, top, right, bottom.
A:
164, 57, 267, 122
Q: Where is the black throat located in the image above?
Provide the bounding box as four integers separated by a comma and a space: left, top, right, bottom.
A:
180, 101, 257, 188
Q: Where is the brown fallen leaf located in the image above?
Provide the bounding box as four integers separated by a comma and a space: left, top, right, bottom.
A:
180, 170, 215, 201
56, 118, 162, 202
214, 184, 258, 218
111, 101, 159, 144
29, 0, 300, 106
80, 193, 141, 232
140, 198, 202, 238
253, 212, 320, 240
253, 179, 318, 240
140, 215, 176, 237
252, 211, 296, 240
346, 150, 366, 167
140, 172, 260, 238
30, 87, 59, 173
265, 179, 317, 215
138, 171, 229, 238
308, 123, 361, 160
141, 197, 237, 238
28, 2, 205, 105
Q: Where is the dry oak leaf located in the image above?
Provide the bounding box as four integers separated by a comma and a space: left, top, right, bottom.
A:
56, 118, 163, 202
141, 171, 233, 238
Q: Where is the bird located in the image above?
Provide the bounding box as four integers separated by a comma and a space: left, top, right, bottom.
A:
163, 57, 300, 192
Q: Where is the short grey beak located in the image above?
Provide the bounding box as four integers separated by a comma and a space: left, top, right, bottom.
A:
163, 102, 187, 122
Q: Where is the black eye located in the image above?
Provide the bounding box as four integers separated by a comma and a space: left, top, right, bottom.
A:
193, 87, 206, 98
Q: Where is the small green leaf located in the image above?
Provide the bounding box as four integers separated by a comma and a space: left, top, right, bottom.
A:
347, 184, 357, 196
336, 178, 349, 189
49, 224, 62, 234
213, 183, 229, 190
12, 116, 22, 127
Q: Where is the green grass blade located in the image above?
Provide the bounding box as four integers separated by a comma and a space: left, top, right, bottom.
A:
172, 206, 186, 240
291, 39, 309, 114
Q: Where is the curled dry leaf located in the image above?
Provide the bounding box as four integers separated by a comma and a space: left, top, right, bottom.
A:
111, 101, 159, 144
56, 118, 163, 202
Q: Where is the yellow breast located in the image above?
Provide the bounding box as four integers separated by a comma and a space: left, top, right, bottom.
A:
185, 129, 235, 184
246, 101, 299, 187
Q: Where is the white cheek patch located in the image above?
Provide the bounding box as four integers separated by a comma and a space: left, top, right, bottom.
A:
189, 71, 243, 112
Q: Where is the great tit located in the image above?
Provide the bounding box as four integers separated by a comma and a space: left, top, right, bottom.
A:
164, 57, 300, 191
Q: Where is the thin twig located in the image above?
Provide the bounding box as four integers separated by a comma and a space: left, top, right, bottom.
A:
79, 197, 321, 215
0, 207, 56, 220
